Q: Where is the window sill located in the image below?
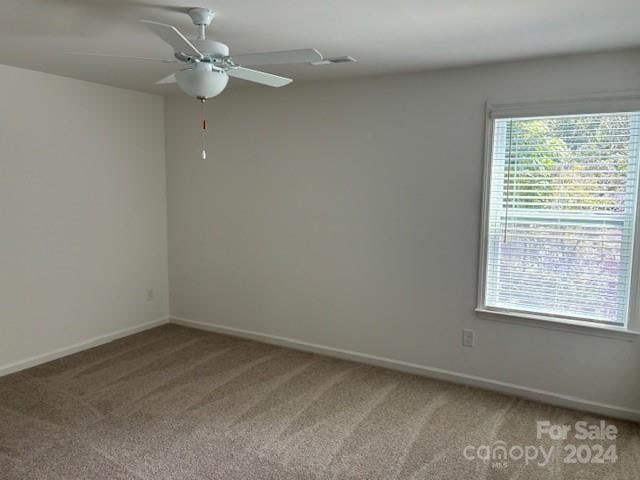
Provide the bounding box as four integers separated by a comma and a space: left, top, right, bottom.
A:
475, 308, 640, 341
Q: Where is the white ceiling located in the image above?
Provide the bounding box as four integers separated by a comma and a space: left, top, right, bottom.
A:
2, 0, 640, 94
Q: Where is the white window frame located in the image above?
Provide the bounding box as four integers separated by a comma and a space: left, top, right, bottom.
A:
476, 93, 640, 340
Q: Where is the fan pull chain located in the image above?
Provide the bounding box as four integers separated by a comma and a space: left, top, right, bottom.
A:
200, 97, 207, 160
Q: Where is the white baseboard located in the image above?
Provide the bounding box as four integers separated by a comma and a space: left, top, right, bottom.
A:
171, 316, 640, 423
0, 316, 170, 377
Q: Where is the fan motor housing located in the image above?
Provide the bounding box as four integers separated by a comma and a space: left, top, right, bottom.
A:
193, 39, 229, 57
174, 39, 229, 62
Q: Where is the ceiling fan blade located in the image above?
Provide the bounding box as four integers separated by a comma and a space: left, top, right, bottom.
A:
227, 67, 292, 87
230, 49, 321, 66
67, 52, 176, 63
140, 19, 203, 58
155, 73, 177, 84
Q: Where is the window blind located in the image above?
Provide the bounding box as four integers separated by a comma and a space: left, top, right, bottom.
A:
484, 111, 640, 326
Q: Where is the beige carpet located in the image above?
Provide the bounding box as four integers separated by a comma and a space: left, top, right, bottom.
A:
0, 324, 638, 479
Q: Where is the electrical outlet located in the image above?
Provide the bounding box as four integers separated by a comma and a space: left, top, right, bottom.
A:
462, 329, 474, 347
146, 288, 154, 302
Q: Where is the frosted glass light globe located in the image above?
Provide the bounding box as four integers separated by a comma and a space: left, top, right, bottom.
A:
176, 62, 229, 99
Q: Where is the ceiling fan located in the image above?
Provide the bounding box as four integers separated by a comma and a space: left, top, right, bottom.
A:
73, 7, 323, 99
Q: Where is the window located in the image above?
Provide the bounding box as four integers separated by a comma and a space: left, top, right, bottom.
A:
478, 99, 640, 329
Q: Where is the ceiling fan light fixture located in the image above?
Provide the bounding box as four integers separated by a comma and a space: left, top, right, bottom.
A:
176, 62, 229, 99
69, 8, 336, 96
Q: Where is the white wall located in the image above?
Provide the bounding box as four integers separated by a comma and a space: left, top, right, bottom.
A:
0, 64, 169, 369
166, 50, 639, 417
